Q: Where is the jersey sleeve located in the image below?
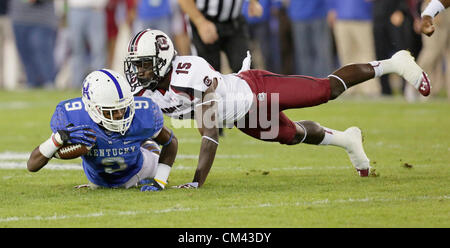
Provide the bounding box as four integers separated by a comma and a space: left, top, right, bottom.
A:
50, 103, 69, 133
171, 56, 222, 94
150, 100, 164, 137
134, 97, 165, 138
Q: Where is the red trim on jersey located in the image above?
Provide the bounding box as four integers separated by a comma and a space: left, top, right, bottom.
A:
157, 88, 166, 95
170, 85, 195, 101
135, 88, 146, 96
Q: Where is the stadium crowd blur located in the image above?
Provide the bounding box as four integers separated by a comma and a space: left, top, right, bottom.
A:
0, 0, 448, 101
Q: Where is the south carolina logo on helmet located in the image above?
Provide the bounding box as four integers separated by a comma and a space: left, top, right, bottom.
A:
124, 29, 177, 91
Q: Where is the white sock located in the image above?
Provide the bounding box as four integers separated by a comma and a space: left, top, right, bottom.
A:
154, 163, 171, 188
319, 127, 349, 149
369, 59, 396, 78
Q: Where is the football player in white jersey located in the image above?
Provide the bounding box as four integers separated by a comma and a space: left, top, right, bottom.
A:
124, 29, 431, 188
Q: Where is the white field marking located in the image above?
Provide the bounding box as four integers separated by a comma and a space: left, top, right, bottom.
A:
0, 101, 32, 110
0, 101, 55, 110
0, 152, 260, 171
0, 161, 351, 172
0, 152, 260, 161
0, 152, 32, 160
0, 161, 83, 170
0, 195, 448, 223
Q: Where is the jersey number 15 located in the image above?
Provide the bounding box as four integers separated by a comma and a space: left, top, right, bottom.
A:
175, 62, 191, 75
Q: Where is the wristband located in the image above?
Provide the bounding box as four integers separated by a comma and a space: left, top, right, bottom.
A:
39, 133, 62, 158
421, 0, 445, 18
202, 135, 219, 145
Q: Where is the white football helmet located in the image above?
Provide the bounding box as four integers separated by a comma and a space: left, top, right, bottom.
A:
124, 29, 177, 91
82, 69, 135, 135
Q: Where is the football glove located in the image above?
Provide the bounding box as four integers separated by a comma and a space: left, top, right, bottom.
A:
172, 182, 199, 189
237, 50, 252, 74
140, 179, 164, 192
57, 124, 96, 146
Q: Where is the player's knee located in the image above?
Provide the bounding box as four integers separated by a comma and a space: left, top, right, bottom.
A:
329, 78, 345, 100
330, 89, 342, 100
293, 121, 324, 145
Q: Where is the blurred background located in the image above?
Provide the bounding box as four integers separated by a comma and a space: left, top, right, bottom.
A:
0, 0, 448, 102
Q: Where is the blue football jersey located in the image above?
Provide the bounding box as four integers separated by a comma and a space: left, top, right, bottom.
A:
50, 96, 164, 187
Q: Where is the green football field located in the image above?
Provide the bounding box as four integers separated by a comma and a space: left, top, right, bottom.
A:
0, 90, 449, 228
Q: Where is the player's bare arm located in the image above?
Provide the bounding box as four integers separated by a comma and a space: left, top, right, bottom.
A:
439, 0, 450, 8
27, 147, 50, 172
27, 126, 96, 172
192, 78, 219, 187
138, 126, 179, 191
153, 126, 178, 167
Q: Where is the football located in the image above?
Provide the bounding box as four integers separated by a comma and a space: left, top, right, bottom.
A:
54, 143, 91, 159
53, 129, 96, 159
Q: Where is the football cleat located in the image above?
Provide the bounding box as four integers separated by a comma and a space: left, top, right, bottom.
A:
357, 167, 378, 177
391, 50, 431, 96
357, 168, 370, 177
344, 127, 371, 176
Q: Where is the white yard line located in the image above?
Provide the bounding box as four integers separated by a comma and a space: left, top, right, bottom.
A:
0, 152, 261, 171
0, 161, 349, 171
0, 152, 260, 161
0, 161, 83, 170
0, 195, 448, 223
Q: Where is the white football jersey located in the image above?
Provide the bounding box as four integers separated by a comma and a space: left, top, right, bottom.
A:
135, 56, 254, 127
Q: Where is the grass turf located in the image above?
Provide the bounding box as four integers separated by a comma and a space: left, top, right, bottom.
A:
0, 90, 448, 227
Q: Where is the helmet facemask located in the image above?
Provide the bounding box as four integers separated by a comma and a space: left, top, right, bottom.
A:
96, 99, 134, 135
124, 55, 166, 92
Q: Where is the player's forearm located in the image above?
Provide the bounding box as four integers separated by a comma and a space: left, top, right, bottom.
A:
193, 142, 218, 187
27, 133, 64, 172
441, 0, 450, 8
158, 135, 178, 166
27, 146, 50, 172
177, 0, 208, 27
193, 128, 218, 187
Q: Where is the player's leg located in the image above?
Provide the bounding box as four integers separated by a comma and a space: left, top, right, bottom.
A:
287, 119, 372, 177
328, 50, 431, 98
236, 106, 372, 176
122, 142, 161, 189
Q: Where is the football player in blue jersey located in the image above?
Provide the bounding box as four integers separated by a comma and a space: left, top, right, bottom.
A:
27, 69, 178, 191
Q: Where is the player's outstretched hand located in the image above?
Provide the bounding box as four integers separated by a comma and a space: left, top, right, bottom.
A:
57, 124, 97, 146
172, 182, 199, 189
140, 179, 164, 192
